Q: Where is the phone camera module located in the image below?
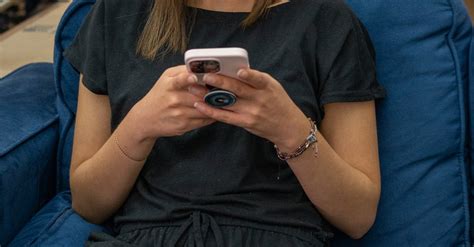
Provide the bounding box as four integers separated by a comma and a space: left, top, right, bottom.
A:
190, 60, 220, 74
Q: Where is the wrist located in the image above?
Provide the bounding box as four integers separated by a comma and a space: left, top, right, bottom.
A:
272, 115, 312, 153
273, 117, 319, 161
114, 107, 157, 162
125, 105, 158, 145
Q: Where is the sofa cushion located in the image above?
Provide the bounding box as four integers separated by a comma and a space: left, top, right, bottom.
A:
333, 0, 472, 246
466, 1, 474, 243
0, 63, 57, 156
53, 0, 473, 245
54, 0, 97, 191
0, 63, 58, 245
8, 191, 105, 247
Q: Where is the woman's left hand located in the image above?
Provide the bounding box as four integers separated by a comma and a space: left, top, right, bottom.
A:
191, 69, 311, 152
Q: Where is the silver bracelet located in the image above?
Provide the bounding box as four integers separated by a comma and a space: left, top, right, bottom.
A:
274, 118, 319, 161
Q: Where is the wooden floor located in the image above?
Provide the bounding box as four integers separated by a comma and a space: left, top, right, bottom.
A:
0, 1, 70, 78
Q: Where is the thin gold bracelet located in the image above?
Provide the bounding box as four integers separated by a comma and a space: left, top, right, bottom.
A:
114, 134, 146, 162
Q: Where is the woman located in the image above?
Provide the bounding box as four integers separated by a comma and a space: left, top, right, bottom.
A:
64, 0, 386, 246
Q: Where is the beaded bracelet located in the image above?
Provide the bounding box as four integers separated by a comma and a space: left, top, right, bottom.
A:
274, 118, 319, 161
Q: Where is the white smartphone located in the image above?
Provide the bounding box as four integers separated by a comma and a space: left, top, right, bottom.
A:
185, 47, 249, 81
184, 47, 250, 107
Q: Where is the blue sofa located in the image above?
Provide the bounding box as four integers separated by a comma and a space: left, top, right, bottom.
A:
1, 0, 473, 246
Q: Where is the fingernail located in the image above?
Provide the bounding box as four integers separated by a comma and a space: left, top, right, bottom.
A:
238, 69, 248, 79
203, 74, 214, 83
188, 75, 198, 83
194, 102, 200, 108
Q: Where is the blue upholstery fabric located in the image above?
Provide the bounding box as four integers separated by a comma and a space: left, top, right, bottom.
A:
53, 0, 97, 192
0, 63, 58, 245
333, 0, 473, 246
8, 191, 105, 247
5, 2, 108, 246
471, 17, 474, 244
7, 0, 473, 246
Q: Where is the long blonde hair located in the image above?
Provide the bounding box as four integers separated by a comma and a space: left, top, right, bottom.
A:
136, 0, 275, 60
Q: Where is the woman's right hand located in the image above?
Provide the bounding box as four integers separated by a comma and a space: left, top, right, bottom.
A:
70, 66, 213, 223
130, 65, 214, 141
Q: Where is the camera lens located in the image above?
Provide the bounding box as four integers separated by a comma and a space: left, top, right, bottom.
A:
204, 60, 220, 73
190, 61, 204, 73
189, 60, 220, 73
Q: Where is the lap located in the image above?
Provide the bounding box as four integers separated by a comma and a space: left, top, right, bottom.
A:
86, 224, 325, 247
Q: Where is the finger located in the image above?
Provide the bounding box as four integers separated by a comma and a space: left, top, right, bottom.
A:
170, 72, 198, 90
164, 65, 187, 77
203, 74, 253, 98
187, 84, 209, 99
188, 118, 216, 127
194, 102, 243, 126
177, 106, 214, 119
221, 97, 253, 113
237, 68, 270, 89
169, 91, 205, 108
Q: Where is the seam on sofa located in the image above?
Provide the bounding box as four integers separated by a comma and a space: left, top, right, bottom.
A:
0, 167, 3, 243
0, 62, 59, 157
469, 13, 474, 247
446, 0, 471, 245
0, 62, 52, 81
54, 1, 95, 191
0, 117, 59, 157
27, 197, 72, 246
56, 116, 74, 191
54, 0, 95, 115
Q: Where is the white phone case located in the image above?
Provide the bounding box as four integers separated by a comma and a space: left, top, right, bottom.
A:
184, 47, 250, 82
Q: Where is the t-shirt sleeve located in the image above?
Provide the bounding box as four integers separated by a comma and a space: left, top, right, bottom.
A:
315, 2, 386, 107
63, 0, 108, 95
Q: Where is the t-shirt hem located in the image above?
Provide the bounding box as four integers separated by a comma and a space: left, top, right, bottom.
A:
320, 87, 386, 105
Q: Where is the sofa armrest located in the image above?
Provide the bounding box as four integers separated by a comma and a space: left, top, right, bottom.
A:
0, 63, 58, 245
8, 191, 106, 247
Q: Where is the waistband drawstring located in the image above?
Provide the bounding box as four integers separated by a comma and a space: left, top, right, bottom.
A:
169, 211, 224, 247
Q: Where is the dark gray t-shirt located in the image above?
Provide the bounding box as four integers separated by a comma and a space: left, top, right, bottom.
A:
64, 0, 385, 239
